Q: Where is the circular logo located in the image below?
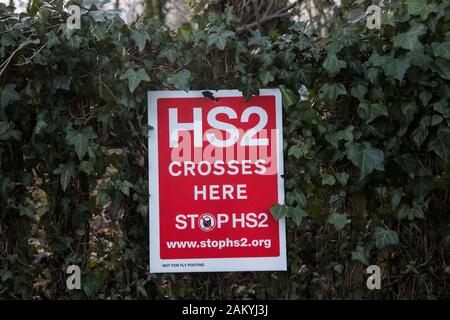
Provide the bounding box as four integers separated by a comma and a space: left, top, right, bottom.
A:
198, 214, 216, 232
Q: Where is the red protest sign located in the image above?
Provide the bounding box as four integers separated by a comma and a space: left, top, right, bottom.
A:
148, 89, 286, 273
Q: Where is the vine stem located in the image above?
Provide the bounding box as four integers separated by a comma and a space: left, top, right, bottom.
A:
236, 2, 297, 32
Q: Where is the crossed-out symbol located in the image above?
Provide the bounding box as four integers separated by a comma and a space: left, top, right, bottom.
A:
199, 214, 215, 232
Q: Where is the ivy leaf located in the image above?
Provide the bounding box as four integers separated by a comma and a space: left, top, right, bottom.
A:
53, 76, 71, 90
326, 26, 359, 55
82, 271, 103, 297
279, 50, 295, 66
374, 227, 399, 250
428, 130, 450, 163
259, 70, 274, 85
118, 180, 134, 196
431, 115, 443, 126
260, 52, 275, 66
248, 30, 270, 48
279, 85, 298, 108
1, 84, 20, 108
369, 53, 388, 67
357, 101, 388, 123
366, 68, 379, 84
120, 68, 150, 93
323, 54, 347, 75
177, 24, 191, 42
325, 132, 339, 148
406, 49, 432, 70
395, 153, 421, 178
419, 91, 432, 107
322, 174, 336, 186
33, 112, 48, 134
405, 0, 438, 20
328, 213, 351, 231
398, 204, 425, 221
286, 191, 308, 208
370, 53, 411, 80
411, 122, 429, 148
351, 245, 369, 265
336, 172, 350, 186
297, 192, 307, 208
432, 100, 450, 118
167, 69, 191, 92
336, 126, 354, 142
223, 6, 237, 24
288, 142, 308, 159
79, 161, 94, 175
98, 190, 111, 206
0, 121, 9, 137
401, 102, 418, 127
158, 48, 178, 64
431, 42, 450, 60
65, 127, 97, 160
393, 23, 426, 51
288, 207, 308, 227
431, 58, 450, 80
53, 163, 76, 192
391, 189, 404, 210
319, 83, 347, 103
207, 30, 235, 50
382, 56, 411, 81
350, 84, 368, 101
0, 121, 21, 141
270, 204, 287, 220
347, 142, 384, 178
131, 30, 150, 52
295, 65, 316, 86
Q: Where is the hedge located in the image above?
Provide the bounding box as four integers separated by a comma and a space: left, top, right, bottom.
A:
0, 0, 449, 299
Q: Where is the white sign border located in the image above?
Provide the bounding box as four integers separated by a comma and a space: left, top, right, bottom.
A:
148, 89, 286, 273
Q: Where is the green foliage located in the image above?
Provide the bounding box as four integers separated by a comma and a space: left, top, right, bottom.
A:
322, 54, 347, 75
0, 0, 449, 300
207, 30, 235, 50
121, 68, 151, 93
1, 84, 20, 108
270, 204, 308, 227
167, 69, 191, 91
65, 126, 97, 160
351, 245, 370, 266
405, 0, 438, 20
374, 228, 400, 250
393, 23, 426, 51
346, 143, 384, 178
328, 213, 351, 231
319, 83, 347, 103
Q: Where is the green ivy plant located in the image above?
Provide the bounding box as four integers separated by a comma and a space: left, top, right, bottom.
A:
0, 0, 449, 299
